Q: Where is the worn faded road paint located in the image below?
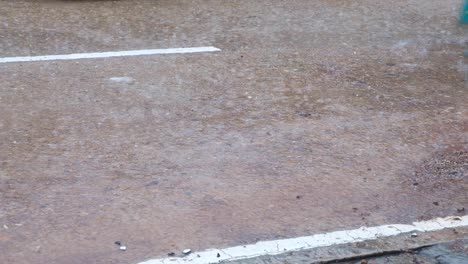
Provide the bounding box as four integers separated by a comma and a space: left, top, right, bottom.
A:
138, 216, 468, 264
0, 47, 221, 63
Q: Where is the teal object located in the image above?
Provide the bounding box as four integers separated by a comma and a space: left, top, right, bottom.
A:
462, 0, 468, 24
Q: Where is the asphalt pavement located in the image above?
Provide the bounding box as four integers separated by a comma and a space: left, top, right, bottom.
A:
0, 1, 467, 263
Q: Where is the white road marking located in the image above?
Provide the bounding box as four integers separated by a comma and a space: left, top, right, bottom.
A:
138, 215, 468, 264
0, 47, 221, 64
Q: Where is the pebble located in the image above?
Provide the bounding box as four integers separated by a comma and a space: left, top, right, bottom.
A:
182, 249, 192, 255
411, 233, 418, 237
108, 77, 135, 85
34, 246, 41, 253
120, 245, 127, 251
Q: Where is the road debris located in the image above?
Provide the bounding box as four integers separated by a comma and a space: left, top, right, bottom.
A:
108, 76, 135, 85
167, 252, 175, 256
114, 241, 127, 251
34, 246, 41, 253
355, 242, 366, 248
145, 180, 159, 187
411, 233, 418, 238
183, 249, 192, 255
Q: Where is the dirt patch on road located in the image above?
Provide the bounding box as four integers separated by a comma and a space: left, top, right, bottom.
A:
395, 146, 468, 222
411, 147, 467, 189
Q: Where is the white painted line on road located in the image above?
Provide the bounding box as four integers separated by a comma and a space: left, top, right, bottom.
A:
138, 215, 468, 264
0, 47, 221, 64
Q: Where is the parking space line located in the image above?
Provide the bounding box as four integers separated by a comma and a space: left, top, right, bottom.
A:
0, 47, 221, 64
138, 215, 468, 264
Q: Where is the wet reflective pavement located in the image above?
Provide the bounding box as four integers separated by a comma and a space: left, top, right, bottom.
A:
0, 1, 467, 263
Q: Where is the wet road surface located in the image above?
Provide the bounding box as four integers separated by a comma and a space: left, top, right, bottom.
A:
0, 1, 467, 263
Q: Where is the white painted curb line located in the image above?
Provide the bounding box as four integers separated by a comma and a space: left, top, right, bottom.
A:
0, 47, 221, 64
138, 215, 468, 264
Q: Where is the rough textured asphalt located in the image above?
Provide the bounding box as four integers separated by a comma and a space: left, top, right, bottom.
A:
0, 1, 467, 264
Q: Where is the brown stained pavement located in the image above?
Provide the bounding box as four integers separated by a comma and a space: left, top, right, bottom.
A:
0, 1, 467, 263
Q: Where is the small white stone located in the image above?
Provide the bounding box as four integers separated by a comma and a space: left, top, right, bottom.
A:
119, 245, 127, 251
411, 233, 418, 237
109, 77, 135, 85
182, 249, 192, 255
